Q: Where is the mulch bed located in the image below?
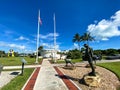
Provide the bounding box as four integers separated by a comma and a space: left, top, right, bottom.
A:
58, 64, 120, 90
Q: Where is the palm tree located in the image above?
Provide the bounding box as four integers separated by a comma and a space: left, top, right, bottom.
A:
38, 46, 43, 56
81, 32, 94, 44
72, 33, 81, 50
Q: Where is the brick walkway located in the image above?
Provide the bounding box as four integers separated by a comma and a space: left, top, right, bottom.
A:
22, 59, 80, 90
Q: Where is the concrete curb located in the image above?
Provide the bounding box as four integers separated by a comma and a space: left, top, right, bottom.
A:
54, 66, 82, 90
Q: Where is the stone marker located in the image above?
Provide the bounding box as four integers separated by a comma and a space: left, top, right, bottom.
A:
84, 73, 101, 87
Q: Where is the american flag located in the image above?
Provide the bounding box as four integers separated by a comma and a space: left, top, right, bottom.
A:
38, 16, 42, 25
38, 10, 42, 25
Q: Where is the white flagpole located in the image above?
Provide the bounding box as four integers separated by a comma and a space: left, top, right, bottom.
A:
35, 10, 40, 64
53, 13, 56, 63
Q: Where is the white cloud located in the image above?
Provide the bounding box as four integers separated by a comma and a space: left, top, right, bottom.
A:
41, 43, 50, 48
87, 10, 120, 41
0, 41, 26, 50
74, 43, 79, 48
23, 49, 35, 53
15, 36, 29, 41
8, 44, 26, 49
40, 42, 60, 50
66, 43, 79, 50
40, 33, 59, 40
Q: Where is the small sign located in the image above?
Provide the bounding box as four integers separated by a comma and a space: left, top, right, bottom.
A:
21, 58, 27, 64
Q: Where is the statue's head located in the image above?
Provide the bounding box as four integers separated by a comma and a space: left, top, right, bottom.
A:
84, 44, 89, 48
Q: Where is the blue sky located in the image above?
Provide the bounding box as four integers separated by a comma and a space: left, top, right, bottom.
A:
0, 0, 120, 53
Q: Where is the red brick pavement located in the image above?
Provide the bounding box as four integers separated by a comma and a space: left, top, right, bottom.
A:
24, 67, 40, 90
54, 66, 79, 90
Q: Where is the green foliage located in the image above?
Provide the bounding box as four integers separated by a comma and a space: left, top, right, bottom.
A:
0, 50, 6, 57
0, 68, 34, 90
81, 32, 94, 44
105, 49, 119, 55
91, 49, 120, 57
38, 46, 44, 56
97, 62, 120, 79
14, 52, 19, 57
72, 33, 81, 50
93, 50, 102, 55
38, 46, 43, 51
67, 49, 81, 59
117, 49, 120, 54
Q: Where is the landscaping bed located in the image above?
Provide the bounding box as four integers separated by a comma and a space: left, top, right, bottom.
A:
58, 64, 120, 90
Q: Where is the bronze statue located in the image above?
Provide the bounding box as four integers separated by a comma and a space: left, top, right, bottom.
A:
65, 59, 74, 67
84, 44, 96, 76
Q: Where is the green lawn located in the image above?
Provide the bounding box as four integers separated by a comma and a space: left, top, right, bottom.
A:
0, 68, 34, 90
51, 58, 82, 64
97, 62, 120, 80
0, 57, 42, 66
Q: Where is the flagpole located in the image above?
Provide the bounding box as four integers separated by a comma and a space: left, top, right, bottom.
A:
53, 13, 56, 63
35, 10, 40, 64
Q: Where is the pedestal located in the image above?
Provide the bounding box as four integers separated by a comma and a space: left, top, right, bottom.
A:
84, 73, 101, 87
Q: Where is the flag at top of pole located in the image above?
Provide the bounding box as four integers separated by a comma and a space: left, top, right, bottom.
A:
38, 10, 42, 25
35, 10, 41, 64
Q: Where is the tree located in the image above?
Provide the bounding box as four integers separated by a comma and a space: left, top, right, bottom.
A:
38, 46, 43, 51
38, 46, 44, 56
81, 32, 94, 45
66, 49, 81, 59
72, 33, 81, 50
0, 50, 6, 57
106, 49, 119, 55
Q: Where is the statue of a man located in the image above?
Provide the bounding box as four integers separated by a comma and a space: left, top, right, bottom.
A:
84, 44, 96, 76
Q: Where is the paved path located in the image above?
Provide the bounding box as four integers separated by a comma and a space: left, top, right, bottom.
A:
0, 70, 20, 88
33, 59, 68, 90
3, 65, 41, 70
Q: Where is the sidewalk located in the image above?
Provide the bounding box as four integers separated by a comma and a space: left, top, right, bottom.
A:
0, 70, 20, 88
3, 65, 41, 70
33, 59, 68, 90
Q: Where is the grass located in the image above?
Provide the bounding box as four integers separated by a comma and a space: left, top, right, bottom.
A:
0, 57, 42, 66
0, 68, 34, 90
50, 58, 83, 64
97, 62, 120, 80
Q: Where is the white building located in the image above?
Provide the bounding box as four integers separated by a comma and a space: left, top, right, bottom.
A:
40, 49, 60, 59
40, 49, 67, 60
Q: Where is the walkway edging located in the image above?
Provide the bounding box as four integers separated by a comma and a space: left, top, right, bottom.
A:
21, 67, 40, 90
54, 66, 82, 90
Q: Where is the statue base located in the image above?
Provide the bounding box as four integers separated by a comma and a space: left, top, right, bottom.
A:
83, 73, 101, 87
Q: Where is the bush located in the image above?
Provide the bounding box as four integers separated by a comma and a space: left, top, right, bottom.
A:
66, 49, 81, 59
29, 55, 35, 58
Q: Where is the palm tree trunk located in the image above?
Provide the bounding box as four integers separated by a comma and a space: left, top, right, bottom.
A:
78, 42, 80, 51
87, 40, 89, 45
